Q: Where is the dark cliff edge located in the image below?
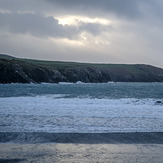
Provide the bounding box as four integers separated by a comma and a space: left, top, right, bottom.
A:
0, 54, 163, 83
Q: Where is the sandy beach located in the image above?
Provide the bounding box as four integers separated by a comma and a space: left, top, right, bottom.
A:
0, 143, 163, 163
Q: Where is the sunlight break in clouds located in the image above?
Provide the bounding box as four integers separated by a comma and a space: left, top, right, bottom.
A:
56, 15, 111, 26
55, 15, 112, 47
50, 15, 112, 48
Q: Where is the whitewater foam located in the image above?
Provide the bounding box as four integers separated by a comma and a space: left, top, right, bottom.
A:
0, 95, 162, 133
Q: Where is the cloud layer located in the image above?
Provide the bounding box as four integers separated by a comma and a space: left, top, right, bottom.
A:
0, 0, 163, 67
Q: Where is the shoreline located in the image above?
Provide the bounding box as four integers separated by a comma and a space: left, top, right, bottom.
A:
0, 132, 163, 144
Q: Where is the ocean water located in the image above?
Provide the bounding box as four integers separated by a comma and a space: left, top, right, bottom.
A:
0, 82, 163, 134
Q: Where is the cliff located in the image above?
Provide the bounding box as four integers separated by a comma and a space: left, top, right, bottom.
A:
0, 54, 163, 83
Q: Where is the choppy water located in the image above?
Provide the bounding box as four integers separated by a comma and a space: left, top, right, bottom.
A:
0, 82, 163, 133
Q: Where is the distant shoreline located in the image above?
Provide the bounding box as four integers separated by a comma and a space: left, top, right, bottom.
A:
1, 54, 163, 83
1, 81, 163, 85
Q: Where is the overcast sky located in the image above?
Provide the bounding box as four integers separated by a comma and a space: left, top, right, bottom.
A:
0, 0, 163, 68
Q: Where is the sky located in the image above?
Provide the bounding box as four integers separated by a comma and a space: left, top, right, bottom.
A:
0, 0, 163, 68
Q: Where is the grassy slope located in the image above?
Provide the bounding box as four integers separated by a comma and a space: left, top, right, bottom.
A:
0, 54, 15, 59
18, 58, 142, 72
20, 59, 147, 76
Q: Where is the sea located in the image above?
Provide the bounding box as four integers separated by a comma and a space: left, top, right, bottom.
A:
0, 82, 163, 143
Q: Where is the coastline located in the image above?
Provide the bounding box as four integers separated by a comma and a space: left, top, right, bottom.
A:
1, 132, 163, 144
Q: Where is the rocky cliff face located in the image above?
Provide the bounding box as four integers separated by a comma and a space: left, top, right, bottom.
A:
107, 64, 163, 82
0, 58, 163, 83
0, 59, 65, 83
60, 67, 111, 83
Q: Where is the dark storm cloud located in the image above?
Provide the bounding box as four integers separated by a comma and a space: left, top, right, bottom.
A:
0, 0, 48, 13
1, 0, 163, 20
47, 0, 141, 18
0, 12, 72, 38
47, 0, 163, 19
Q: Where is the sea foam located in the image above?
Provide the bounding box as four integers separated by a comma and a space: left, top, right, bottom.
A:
0, 95, 162, 133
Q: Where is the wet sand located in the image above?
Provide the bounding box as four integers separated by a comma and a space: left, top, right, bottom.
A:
0, 143, 163, 163
0, 132, 163, 162
1, 132, 163, 144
